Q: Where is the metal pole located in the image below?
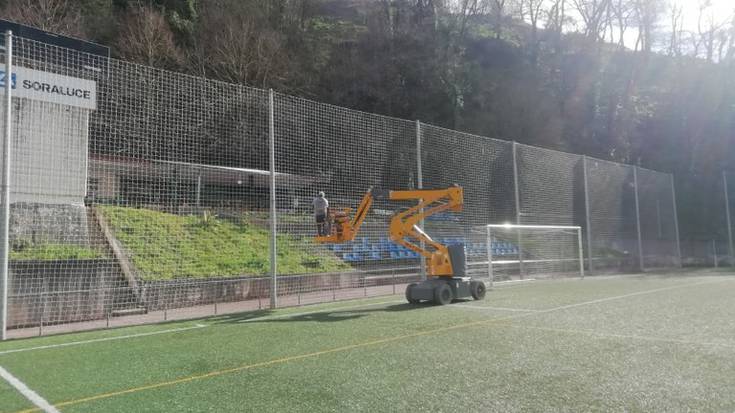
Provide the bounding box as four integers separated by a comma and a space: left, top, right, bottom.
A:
713, 239, 718, 268
723, 171, 734, 265
416, 120, 426, 281
196, 174, 201, 208
656, 200, 662, 239
0, 31, 13, 341
577, 228, 585, 279
512, 142, 524, 278
669, 174, 682, 267
268, 89, 278, 308
486, 226, 494, 288
633, 166, 644, 271
582, 156, 594, 274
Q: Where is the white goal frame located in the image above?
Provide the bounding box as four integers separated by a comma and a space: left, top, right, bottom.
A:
484, 224, 584, 286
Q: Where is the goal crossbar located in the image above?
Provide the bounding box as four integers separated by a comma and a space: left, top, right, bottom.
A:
485, 224, 582, 230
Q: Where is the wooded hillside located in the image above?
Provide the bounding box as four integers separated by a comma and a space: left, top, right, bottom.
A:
2, 0, 733, 239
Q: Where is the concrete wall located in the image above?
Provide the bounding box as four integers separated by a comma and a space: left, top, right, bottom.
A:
0, 98, 91, 245
10, 202, 89, 245
0, 99, 89, 205
8, 259, 121, 328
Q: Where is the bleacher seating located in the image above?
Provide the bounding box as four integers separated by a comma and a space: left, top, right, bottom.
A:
331, 236, 520, 263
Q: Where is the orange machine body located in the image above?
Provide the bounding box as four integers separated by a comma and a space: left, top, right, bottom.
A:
315, 186, 464, 278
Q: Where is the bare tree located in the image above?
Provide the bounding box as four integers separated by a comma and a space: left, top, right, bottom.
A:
491, 0, 509, 39
631, 0, 666, 54
545, 0, 567, 35
0, 0, 86, 38
694, 0, 729, 62
610, 0, 635, 48
115, 4, 183, 69
518, 0, 545, 61
569, 0, 612, 42
190, 1, 290, 88
668, 3, 684, 57
726, 13, 735, 63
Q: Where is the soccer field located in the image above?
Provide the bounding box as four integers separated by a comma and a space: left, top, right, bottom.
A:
1, 271, 735, 412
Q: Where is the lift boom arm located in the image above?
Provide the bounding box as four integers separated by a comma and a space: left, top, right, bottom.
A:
315, 186, 464, 277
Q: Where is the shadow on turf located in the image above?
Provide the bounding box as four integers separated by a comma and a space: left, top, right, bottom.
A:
210, 303, 420, 324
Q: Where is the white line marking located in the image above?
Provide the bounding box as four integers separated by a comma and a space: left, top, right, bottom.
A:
0, 324, 208, 356
452, 304, 540, 313
531, 279, 729, 315
500, 323, 735, 349
0, 365, 60, 413
239, 299, 406, 323
457, 278, 734, 324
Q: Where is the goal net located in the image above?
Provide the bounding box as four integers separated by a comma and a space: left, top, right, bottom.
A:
477, 224, 584, 284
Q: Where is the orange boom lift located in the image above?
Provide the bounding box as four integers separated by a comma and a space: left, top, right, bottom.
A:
315, 186, 486, 305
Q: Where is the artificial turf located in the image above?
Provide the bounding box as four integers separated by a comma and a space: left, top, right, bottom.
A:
1, 271, 735, 412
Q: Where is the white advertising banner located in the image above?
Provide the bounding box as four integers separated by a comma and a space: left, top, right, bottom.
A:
0, 64, 96, 110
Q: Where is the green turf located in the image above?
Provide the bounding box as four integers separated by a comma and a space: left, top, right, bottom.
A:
97, 206, 349, 280
1, 271, 735, 412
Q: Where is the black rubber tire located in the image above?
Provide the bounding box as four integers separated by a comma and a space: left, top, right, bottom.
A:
434, 283, 453, 305
470, 281, 486, 300
405, 283, 420, 304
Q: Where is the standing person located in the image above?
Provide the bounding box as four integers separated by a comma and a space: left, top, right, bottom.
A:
313, 191, 329, 236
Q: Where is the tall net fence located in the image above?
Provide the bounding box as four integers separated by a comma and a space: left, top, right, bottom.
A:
516, 144, 585, 226
637, 167, 680, 268
273, 93, 418, 304
421, 125, 515, 279
0, 33, 687, 338
584, 158, 639, 272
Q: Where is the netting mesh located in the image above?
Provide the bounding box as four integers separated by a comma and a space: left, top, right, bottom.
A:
273, 92, 418, 303
483, 225, 583, 281
585, 158, 639, 272
637, 167, 680, 268
0, 34, 687, 338
421, 125, 515, 278
516, 144, 585, 226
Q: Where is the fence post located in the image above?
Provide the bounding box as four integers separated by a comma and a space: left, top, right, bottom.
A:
0, 30, 13, 341
512, 142, 524, 278
582, 156, 594, 274
196, 174, 201, 208
723, 171, 734, 265
670, 174, 682, 267
416, 120, 426, 281
486, 226, 494, 289
268, 89, 278, 308
633, 166, 644, 271
577, 228, 585, 279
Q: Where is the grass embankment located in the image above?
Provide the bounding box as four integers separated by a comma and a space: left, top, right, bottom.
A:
10, 244, 103, 260
98, 206, 348, 280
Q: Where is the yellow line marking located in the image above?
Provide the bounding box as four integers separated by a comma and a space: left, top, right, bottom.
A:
13, 318, 499, 413
12, 276, 734, 413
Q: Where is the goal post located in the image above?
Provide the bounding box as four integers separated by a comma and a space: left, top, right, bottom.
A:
482, 224, 584, 286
